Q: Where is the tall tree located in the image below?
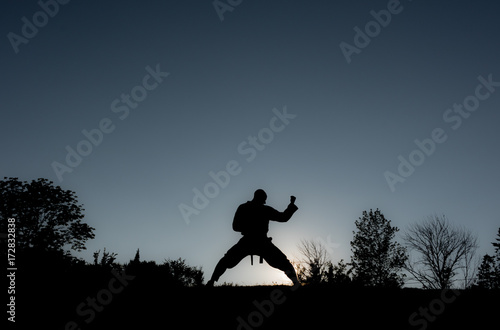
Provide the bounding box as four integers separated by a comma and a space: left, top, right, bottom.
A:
350, 209, 408, 288
0, 177, 95, 253
403, 215, 478, 289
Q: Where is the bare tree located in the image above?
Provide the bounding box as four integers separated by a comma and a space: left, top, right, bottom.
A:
296, 239, 331, 285
462, 238, 480, 289
403, 215, 478, 289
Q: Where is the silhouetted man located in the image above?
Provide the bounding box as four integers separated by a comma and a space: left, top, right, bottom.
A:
206, 189, 300, 287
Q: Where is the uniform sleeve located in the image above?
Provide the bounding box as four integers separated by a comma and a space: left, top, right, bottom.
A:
232, 204, 246, 232
267, 203, 298, 222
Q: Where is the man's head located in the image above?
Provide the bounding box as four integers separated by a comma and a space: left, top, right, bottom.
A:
253, 189, 267, 204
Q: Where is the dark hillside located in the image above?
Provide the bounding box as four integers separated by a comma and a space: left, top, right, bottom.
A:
17, 271, 499, 330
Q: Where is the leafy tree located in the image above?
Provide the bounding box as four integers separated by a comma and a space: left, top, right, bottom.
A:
0, 177, 95, 253
404, 215, 478, 289
350, 209, 408, 288
476, 228, 500, 289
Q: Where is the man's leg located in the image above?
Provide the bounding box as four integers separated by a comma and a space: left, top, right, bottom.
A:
207, 238, 249, 286
261, 241, 300, 286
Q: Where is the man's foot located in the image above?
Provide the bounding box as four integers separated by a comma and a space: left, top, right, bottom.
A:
291, 277, 301, 288
284, 269, 300, 287
206, 279, 215, 287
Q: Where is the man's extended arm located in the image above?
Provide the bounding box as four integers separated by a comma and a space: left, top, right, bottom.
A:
269, 196, 298, 222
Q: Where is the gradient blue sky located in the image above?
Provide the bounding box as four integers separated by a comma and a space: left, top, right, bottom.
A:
2, 0, 499, 285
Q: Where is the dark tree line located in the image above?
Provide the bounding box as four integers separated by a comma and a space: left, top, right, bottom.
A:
0, 177, 203, 287
297, 210, 498, 290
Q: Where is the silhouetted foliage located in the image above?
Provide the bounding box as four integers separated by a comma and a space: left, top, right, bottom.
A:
350, 209, 408, 288
93, 248, 118, 270
404, 215, 479, 289
124, 248, 158, 275
0, 177, 204, 293
296, 239, 333, 285
126, 259, 158, 275
124, 253, 204, 287
476, 228, 500, 289
476, 255, 499, 289
133, 248, 140, 263
493, 228, 500, 251
0, 177, 95, 253
295, 240, 353, 287
160, 258, 204, 287
325, 259, 352, 287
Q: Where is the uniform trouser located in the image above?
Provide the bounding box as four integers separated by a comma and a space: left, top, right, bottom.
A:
210, 236, 298, 282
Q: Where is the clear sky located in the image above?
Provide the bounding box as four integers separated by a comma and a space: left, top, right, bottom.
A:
2, 0, 499, 285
